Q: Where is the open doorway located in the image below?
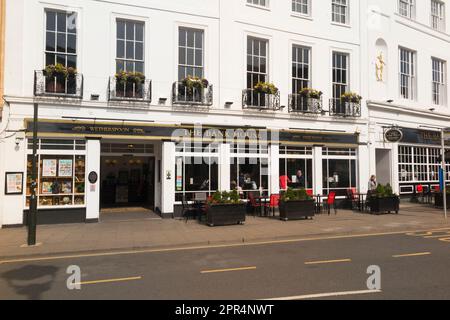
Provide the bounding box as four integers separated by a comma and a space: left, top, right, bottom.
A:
375, 149, 392, 185
100, 155, 155, 210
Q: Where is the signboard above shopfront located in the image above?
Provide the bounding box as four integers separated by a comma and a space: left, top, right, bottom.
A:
384, 127, 403, 143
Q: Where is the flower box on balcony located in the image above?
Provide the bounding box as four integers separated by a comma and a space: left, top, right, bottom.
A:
243, 82, 281, 110
35, 64, 82, 98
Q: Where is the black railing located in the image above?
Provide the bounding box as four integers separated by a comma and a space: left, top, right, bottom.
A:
34, 71, 83, 98
329, 99, 362, 117
289, 95, 323, 114
242, 89, 281, 111
108, 77, 152, 102
172, 82, 213, 106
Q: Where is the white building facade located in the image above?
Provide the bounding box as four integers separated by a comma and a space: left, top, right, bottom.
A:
0, 0, 447, 227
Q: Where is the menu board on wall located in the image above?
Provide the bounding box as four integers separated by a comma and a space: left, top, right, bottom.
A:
58, 159, 73, 177
5, 172, 23, 195
42, 159, 57, 177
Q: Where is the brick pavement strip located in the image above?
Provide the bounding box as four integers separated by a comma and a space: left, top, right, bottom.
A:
0, 204, 449, 259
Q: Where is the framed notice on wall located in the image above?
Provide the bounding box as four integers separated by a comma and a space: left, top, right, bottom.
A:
42, 159, 57, 177
5, 172, 24, 195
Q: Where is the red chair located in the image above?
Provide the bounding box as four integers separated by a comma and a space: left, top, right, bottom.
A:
434, 185, 440, 193
306, 189, 313, 197
416, 185, 424, 203
327, 192, 337, 215
248, 193, 263, 217
268, 194, 280, 217
347, 188, 359, 210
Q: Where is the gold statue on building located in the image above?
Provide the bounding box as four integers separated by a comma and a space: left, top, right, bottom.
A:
376, 52, 386, 82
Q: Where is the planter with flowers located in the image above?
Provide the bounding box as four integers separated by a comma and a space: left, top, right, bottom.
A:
291, 88, 323, 113
43, 64, 78, 94
244, 82, 280, 109
206, 191, 246, 227
115, 71, 146, 98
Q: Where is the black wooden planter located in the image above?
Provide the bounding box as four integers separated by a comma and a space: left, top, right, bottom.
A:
279, 200, 315, 221
206, 204, 246, 227
434, 193, 450, 208
369, 196, 400, 215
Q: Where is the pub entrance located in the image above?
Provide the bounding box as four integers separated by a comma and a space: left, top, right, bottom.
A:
100, 142, 155, 211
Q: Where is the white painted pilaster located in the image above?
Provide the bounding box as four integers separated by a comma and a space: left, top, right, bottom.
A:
86, 139, 101, 221
391, 144, 400, 195
269, 144, 280, 195
219, 143, 230, 191
358, 144, 370, 193
313, 146, 323, 195
161, 141, 175, 217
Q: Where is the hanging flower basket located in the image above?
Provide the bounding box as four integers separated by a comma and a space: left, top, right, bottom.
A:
182, 76, 209, 91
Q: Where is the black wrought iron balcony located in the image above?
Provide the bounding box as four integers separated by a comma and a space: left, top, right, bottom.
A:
172, 82, 213, 106
329, 99, 362, 117
108, 77, 152, 102
289, 95, 323, 114
34, 70, 83, 99
242, 89, 281, 111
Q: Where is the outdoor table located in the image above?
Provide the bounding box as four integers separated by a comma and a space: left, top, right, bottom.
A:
355, 193, 368, 212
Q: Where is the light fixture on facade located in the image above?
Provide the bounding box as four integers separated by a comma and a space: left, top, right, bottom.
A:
159, 98, 168, 105
225, 102, 234, 108
90, 94, 100, 101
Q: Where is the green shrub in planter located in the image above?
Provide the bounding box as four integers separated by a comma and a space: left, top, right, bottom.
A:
279, 188, 315, 221
368, 183, 400, 215
206, 191, 246, 227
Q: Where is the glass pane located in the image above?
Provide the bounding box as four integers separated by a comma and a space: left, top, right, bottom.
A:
179, 47, 186, 65
57, 33, 66, 53
67, 55, 76, 69
117, 21, 125, 39
126, 41, 134, 59
126, 22, 134, 40
135, 24, 144, 41
46, 32, 56, 52
179, 29, 186, 46
46, 11, 56, 31
116, 60, 125, 73
135, 62, 144, 73
187, 48, 194, 65
57, 13, 66, 32
46, 53, 55, 66
67, 34, 76, 54
117, 40, 125, 58
187, 31, 195, 47
135, 42, 143, 60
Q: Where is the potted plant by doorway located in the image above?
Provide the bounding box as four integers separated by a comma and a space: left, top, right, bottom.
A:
367, 184, 400, 215
279, 188, 315, 221
206, 190, 246, 227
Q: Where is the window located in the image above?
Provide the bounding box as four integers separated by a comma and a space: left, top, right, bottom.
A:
178, 28, 204, 80
247, 0, 267, 7
45, 10, 77, 68
279, 146, 314, 191
292, 46, 311, 93
332, 51, 349, 112
116, 20, 145, 73
332, 0, 349, 24
399, 48, 416, 100
26, 139, 86, 208
399, 0, 415, 19
322, 148, 357, 196
398, 146, 450, 185
431, 0, 446, 31
230, 157, 269, 193
432, 58, 446, 106
292, 0, 310, 15
247, 37, 268, 89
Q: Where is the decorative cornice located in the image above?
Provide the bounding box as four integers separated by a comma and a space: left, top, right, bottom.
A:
367, 100, 450, 121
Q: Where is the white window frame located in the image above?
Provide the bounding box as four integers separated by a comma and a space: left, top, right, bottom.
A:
178, 27, 204, 80
292, 0, 310, 16
432, 57, 447, 106
246, 36, 269, 89
332, 51, 350, 103
431, 0, 446, 31
247, 0, 268, 8
292, 45, 311, 93
332, 0, 349, 25
399, 0, 416, 19
115, 19, 145, 73
399, 47, 417, 101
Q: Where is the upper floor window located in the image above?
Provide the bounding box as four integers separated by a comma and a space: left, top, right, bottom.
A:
292, 0, 310, 15
247, 0, 267, 7
332, 0, 349, 24
399, 47, 416, 100
399, 0, 415, 19
432, 57, 446, 106
116, 20, 144, 73
178, 28, 204, 80
431, 0, 446, 31
292, 45, 311, 93
45, 10, 77, 68
332, 51, 349, 102
247, 37, 268, 89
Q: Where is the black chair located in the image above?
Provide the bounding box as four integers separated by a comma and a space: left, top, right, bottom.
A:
182, 196, 197, 223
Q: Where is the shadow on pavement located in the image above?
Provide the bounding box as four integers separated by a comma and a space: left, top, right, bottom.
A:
2, 265, 59, 300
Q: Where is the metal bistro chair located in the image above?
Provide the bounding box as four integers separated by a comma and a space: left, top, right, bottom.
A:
182, 196, 198, 223
346, 188, 359, 211
268, 194, 280, 217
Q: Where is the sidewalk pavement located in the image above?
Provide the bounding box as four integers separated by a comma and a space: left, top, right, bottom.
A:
0, 203, 449, 260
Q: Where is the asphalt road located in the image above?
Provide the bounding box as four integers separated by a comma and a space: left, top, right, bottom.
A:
0, 227, 450, 300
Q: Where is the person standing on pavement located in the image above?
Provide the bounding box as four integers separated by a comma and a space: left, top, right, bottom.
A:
368, 175, 378, 194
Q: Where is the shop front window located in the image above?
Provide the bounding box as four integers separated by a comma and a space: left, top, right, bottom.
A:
279, 145, 313, 191
322, 148, 357, 196
26, 153, 86, 208
175, 156, 218, 201
230, 157, 269, 194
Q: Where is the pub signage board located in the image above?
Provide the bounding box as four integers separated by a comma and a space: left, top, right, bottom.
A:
384, 128, 403, 143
